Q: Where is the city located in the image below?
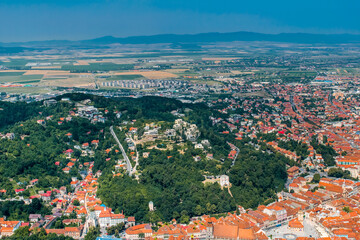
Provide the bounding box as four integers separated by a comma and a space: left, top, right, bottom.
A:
1, 0, 360, 240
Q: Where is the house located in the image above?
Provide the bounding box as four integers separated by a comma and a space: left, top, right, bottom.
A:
76, 206, 87, 218
289, 183, 299, 193
37, 120, 45, 125
43, 99, 57, 106
0, 220, 21, 238
213, 222, 256, 240
14, 189, 24, 194
70, 180, 79, 189
67, 162, 75, 168
125, 224, 153, 240
288, 218, 304, 231
63, 219, 82, 226
127, 216, 136, 227
5, 133, 15, 140
98, 207, 126, 228
287, 166, 300, 179
30, 179, 38, 185
41, 192, 51, 202
65, 149, 74, 157
263, 205, 287, 222
29, 214, 42, 222
60, 186, 67, 195
47, 226, 83, 239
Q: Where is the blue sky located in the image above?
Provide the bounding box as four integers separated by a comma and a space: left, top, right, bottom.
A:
0, 0, 359, 42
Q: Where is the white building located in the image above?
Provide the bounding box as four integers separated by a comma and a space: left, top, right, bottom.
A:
149, 201, 154, 211
219, 175, 230, 188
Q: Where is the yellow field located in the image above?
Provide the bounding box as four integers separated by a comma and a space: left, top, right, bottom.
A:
23, 70, 93, 77
24, 70, 64, 75
37, 76, 96, 88
231, 71, 255, 75
164, 69, 190, 73
74, 60, 90, 65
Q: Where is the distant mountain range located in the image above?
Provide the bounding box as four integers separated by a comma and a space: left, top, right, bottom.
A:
1, 31, 360, 48
83, 32, 360, 45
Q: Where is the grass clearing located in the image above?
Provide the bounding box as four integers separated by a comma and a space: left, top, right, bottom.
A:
0, 75, 42, 84
15, 80, 41, 84
0, 86, 50, 94
61, 63, 134, 72
0, 72, 25, 76
113, 71, 178, 79
107, 74, 144, 80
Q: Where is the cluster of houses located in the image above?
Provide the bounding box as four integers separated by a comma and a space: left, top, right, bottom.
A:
122, 173, 360, 240
173, 119, 200, 142
77, 105, 105, 124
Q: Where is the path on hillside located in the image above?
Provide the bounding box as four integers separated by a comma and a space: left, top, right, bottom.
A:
110, 126, 133, 176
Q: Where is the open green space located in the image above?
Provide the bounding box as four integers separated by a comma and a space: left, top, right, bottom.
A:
0, 87, 50, 94
0, 59, 30, 70
61, 63, 134, 72
0, 72, 25, 76
0, 74, 43, 84
107, 74, 144, 80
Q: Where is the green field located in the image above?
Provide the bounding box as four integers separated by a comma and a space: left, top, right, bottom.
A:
0, 86, 50, 94
61, 63, 134, 72
0, 74, 43, 84
282, 71, 317, 76
15, 80, 41, 84
0, 72, 25, 76
107, 74, 143, 80
0, 59, 30, 69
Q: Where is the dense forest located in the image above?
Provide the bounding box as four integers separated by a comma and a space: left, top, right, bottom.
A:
0, 101, 42, 130
0, 199, 50, 221
278, 139, 310, 160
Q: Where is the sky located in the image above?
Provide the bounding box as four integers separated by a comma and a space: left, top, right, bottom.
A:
0, 0, 359, 42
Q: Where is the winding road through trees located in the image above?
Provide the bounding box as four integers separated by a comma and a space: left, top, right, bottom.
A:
110, 126, 133, 176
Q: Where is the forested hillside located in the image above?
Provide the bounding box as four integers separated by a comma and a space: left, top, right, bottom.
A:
0, 93, 292, 223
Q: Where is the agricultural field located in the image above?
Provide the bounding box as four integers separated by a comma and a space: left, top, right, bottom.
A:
37, 76, 96, 88
61, 63, 134, 72
113, 71, 178, 79
0, 86, 51, 94
0, 72, 43, 84
105, 74, 144, 80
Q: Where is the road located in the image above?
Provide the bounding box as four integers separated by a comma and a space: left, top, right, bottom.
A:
81, 192, 89, 239
228, 142, 240, 168
126, 134, 139, 178
110, 126, 133, 176
290, 94, 304, 121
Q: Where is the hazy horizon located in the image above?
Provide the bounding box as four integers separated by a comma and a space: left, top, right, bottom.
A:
1, 0, 359, 42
